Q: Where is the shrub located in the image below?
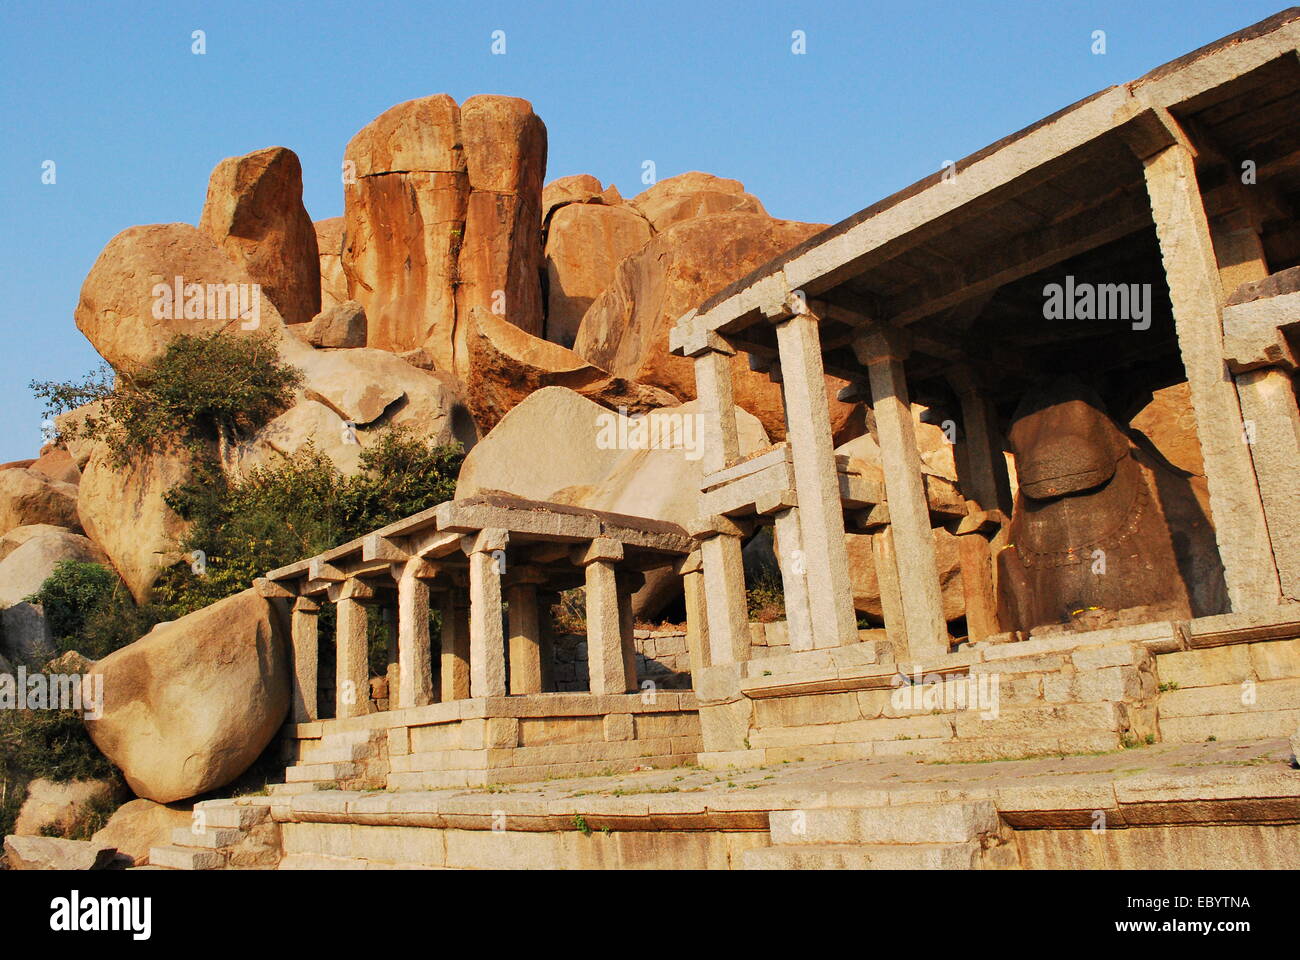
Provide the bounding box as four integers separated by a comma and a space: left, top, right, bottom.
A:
155, 429, 465, 616
24, 560, 161, 660
33, 332, 302, 466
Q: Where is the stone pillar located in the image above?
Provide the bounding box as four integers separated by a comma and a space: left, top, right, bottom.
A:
953, 512, 1002, 643
439, 591, 471, 701
465, 529, 509, 698
949, 367, 1013, 516
290, 596, 319, 723
396, 558, 434, 710
855, 327, 948, 661
1141, 141, 1280, 609
689, 516, 751, 665
692, 342, 740, 473
618, 571, 645, 689
335, 585, 371, 719
538, 590, 559, 692
576, 538, 633, 695
1235, 364, 1300, 600
762, 492, 813, 652
870, 527, 908, 655
679, 551, 712, 681
775, 309, 859, 648
506, 575, 545, 695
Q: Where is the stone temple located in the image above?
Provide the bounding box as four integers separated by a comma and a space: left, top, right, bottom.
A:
6, 11, 1300, 872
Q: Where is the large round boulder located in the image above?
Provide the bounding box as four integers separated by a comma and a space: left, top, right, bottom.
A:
84, 589, 290, 804
0, 467, 80, 537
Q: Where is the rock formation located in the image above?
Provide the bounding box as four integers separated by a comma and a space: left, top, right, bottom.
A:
314, 217, 349, 310
199, 146, 320, 324
85, 589, 290, 803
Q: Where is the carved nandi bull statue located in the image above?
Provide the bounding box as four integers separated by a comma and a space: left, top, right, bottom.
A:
996, 377, 1224, 635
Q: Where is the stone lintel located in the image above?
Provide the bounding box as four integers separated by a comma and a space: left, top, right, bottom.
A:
686, 514, 749, 539
572, 537, 625, 566
253, 577, 296, 599
328, 578, 377, 604
292, 596, 320, 614
461, 528, 510, 557
308, 558, 347, 582
755, 489, 797, 515
363, 533, 409, 563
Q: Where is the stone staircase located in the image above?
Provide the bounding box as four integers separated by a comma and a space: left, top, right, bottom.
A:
148, 799, 278, 870
743, 799, 1020, 869
268, 726, 389, 796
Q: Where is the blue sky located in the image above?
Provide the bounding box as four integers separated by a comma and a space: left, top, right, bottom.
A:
0, 0, 1284, 461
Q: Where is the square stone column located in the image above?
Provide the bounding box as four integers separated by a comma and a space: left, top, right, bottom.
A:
855, 327, 948, 661
775, 309, 859, 648
334, 583, 372, 719
290, 596, 319, 723
952, 512, 1003, 643
678, 551, 712, 680
576, 538, 634, 694
439, 591, 470, 702
1140, 139, 1280, 609
465, 529, 509, 698
396, 558, 435, 710
1234, 363, 1300, 600
869, 527, 908, 655
506, 573, 545, 695
692, 342, 740, 473
688, 516, 751, 665
948, 366, 1013, 516
537, 590, 559, 692
759, 490, 813, 652
618, 570, 645, 690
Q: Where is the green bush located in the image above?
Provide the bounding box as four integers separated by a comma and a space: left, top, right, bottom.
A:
33, 332, 301, 466
154, 429, 465, 616
24, 560, 161, 660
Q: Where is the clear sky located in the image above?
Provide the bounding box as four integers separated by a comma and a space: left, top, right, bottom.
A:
0, 0, 1285, 462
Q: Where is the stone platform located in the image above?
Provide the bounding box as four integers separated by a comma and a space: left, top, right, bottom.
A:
151, 737, 1300, 870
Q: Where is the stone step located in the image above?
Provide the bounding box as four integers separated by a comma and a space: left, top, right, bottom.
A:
277, 852, 372, 870
268, 781, 337, 796
743, 842, 984, 870
298, 741, 377, 764
171, 826, 242, 849
769, 800, 1001, 846
148, 844, 226, 871
285, 761, 360, 783
194, 802, 271, 830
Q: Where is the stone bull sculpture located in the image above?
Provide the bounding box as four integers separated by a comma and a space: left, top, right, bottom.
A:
996, 377, 1226, 635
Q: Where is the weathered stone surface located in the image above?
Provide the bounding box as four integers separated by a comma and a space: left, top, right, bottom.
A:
314, 217, 348, 310
342, 94, 466, 361
29, 447, 81, 485
544, 199, 651, 346
232, 399, 364, 476
85, 589, 290, 804
199, 146, 320, 324
629, 172, 766, 233
1130, 382, 1204, 478
3, 835, 119, 870
574, 212, 853, 440
542, 174, 621, 225
462, 305, 676, 433
74, 223, 286, 372
12, 778, 119, 837
454, 96, 547, 353
90, 798, 193, 866
76, 444, 190, 605
278, 335, 477, 447
0, 467, 80, 537
303, 299, 367, 349
342, 94, 546, 377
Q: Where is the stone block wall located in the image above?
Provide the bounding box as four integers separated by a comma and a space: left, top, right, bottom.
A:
552, 628, 693, 691
1154, 637, 1300, 742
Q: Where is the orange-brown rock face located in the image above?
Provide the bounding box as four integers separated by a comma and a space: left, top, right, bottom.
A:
314, 217, 348, 310
629, 171, 767, 232
342, 94, 546, 378
343, 94, 467, 364
74, 223, 285, 372
544, 199, 651, 346
454, 96, 547, 355
199, 147, 320, 324
574, 211, 853, 440
463, 306, 676, 433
